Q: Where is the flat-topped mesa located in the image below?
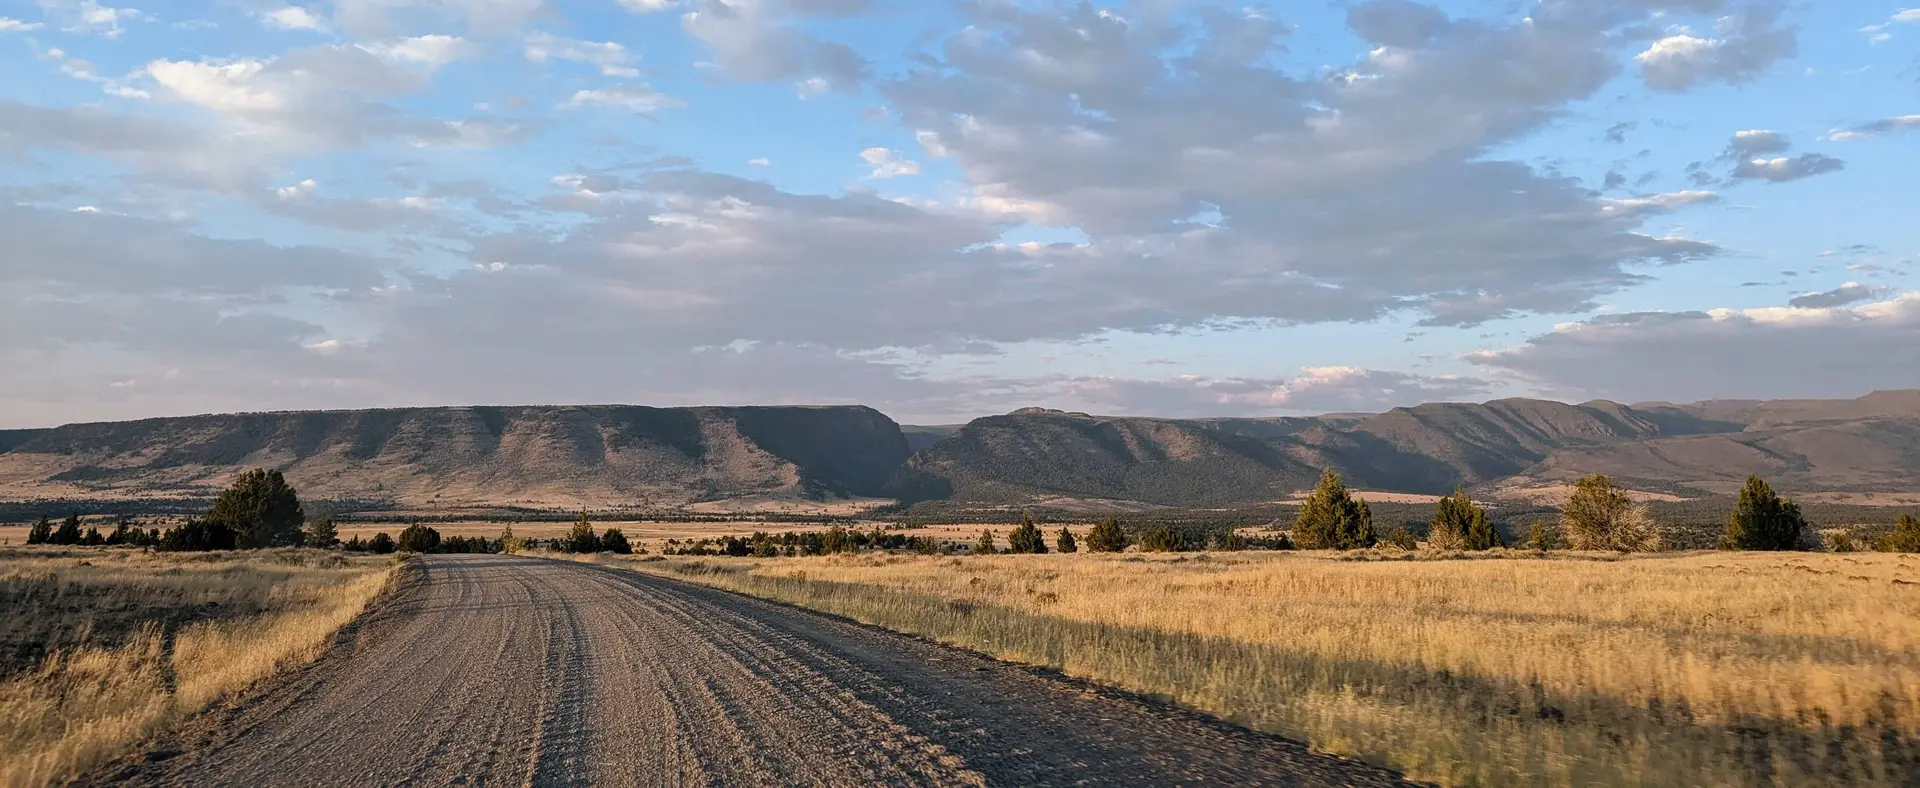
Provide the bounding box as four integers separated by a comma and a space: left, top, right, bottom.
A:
0, 405, 910, 509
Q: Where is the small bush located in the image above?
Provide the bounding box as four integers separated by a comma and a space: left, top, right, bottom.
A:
1562, 474, 1661, 552
1292, 470, 1376, 550
1384, 526, 1418, 551
1138, 526, 1184, 552
1084, 517, 1128, 553
1824, 530, 1858, 553
565, 512, 601, 554
1527, 520, 1557, 551
1007, 513, 1047, 554
158, 520, 237, 552
397, 523, 441, 553
974, 529, 996, 555
1055, 527, 1077, 553
1719, 476, 1810, 551
368, 532, 397, 554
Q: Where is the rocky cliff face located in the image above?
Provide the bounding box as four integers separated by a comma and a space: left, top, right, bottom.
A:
0, 405, 910, 508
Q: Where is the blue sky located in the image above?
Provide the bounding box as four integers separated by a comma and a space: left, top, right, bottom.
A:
1, 0, 1916, 427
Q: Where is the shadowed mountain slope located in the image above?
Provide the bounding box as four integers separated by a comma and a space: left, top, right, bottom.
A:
0, 405, 909, 508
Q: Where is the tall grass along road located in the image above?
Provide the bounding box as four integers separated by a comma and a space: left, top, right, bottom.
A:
93, 554, 1406, 787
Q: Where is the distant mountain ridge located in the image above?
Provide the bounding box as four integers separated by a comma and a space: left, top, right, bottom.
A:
0, 405, 909, 509
3, 392, 1918, 511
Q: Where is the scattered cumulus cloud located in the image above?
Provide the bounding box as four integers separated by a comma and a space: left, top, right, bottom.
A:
858, 147, 919, 178
1787, 282, 1888, 308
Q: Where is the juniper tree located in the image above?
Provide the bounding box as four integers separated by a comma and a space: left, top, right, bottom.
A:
1291, 470, 1376, 550
601, 528, 632, 554
397, 522, 441, 553
51, 514, 82, 545
565, 512, 600, 554
974, 529, 996, 555
1138, 525, 1183, 552
1055, 527, 1077, 553
304, 518, 339, 548
1527, 521, 1557, 551
499, 524, 524, 554
1084, 517, 1128, 553
1007, 512, 1047, 554
1561, 473, 1661, 552
207, 469, 306, 548
1719, 476, 1809, 551
1384, 526, 1418, 551
1428, 488, 1500, 550
26, 517, 51, 545
368, 532, 396, 554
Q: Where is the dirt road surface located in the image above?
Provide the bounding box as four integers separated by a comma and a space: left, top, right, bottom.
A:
96, 555, 1409, 786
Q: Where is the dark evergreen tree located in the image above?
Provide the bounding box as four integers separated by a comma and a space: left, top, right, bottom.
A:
397, 523, 441, 553
1055, 527, 1077, 553
601, 528, 632, 554
1084, 516, 1128, 553
368, 532, 397, 554
1527, 521, 1556, 551
1007, 512, 1047, 554
1428, 488, 1500, 550
304, 518, 339, 548
107, 517, 135, 545
159, 520, 237, 552
564, 511, 600, 554
1138, 525, 1183, 552
1719, 476, 1809, 551
26, 517, 52, 545
1384, 526, 1418, 550
51, 514, 82, 545
973, 529, 996, 555
1291, 470, 1376, 550
206, 469, 306, 548
81, 527, 105, 546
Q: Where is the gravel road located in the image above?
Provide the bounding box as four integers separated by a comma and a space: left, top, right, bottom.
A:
97, 554, 1410, 787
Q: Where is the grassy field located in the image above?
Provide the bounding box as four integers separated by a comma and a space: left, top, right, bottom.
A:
0, 547, 397, 787
603, 549, 1920, 786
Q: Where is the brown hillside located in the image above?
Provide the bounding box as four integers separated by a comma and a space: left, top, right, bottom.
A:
0, 405, 909, 509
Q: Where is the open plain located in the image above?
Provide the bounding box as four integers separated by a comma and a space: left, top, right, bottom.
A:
91, 555, 1407, 787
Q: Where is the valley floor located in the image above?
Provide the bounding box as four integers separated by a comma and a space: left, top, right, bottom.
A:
614, 549, 1920, 786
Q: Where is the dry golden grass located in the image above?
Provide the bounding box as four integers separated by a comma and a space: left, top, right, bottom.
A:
0, 547, 396, 787
612, 549, 1920, 786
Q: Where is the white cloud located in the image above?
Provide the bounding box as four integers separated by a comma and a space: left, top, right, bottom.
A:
858, 147, 920, 178
1634, 10, 1796, 92
1859, 8, 1920, 41
1787, 282, 1888, 309
560, 85, 683, 113
1468, 293, 1920, 402
0, 17, 45, 32
620, 0, 676, 10
747, 157, 770, 166
1828, 115, 1920, 142
524, 31, 640, 77
1056, 367, 1491, 417
1732, 153, 1845, 183
683, 0, 869, 92
36, 0, 144, 37
261, 6, 325, 31
359, 35, 478, 68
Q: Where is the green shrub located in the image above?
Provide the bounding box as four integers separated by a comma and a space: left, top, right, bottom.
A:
1007, 512, 1047, 554
1719, 476, 1809, 551
1384, 526, 1418, 550
601, 528, 633, 554
565, 512, 601, 554
974, 529, 996, 555
368, 532, 396, 554
206, 469, 306, 548
1292, 470, 1375, 550
1428, 489, 1499, 550
1562, 474, 1661, 552
304, 518, 339, 548
25, 517, 52, 545
1138, 525, 1184, 552
1055, 527, 1077, 553
1084, 517, 1128, 552
397, 523, 441, 553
